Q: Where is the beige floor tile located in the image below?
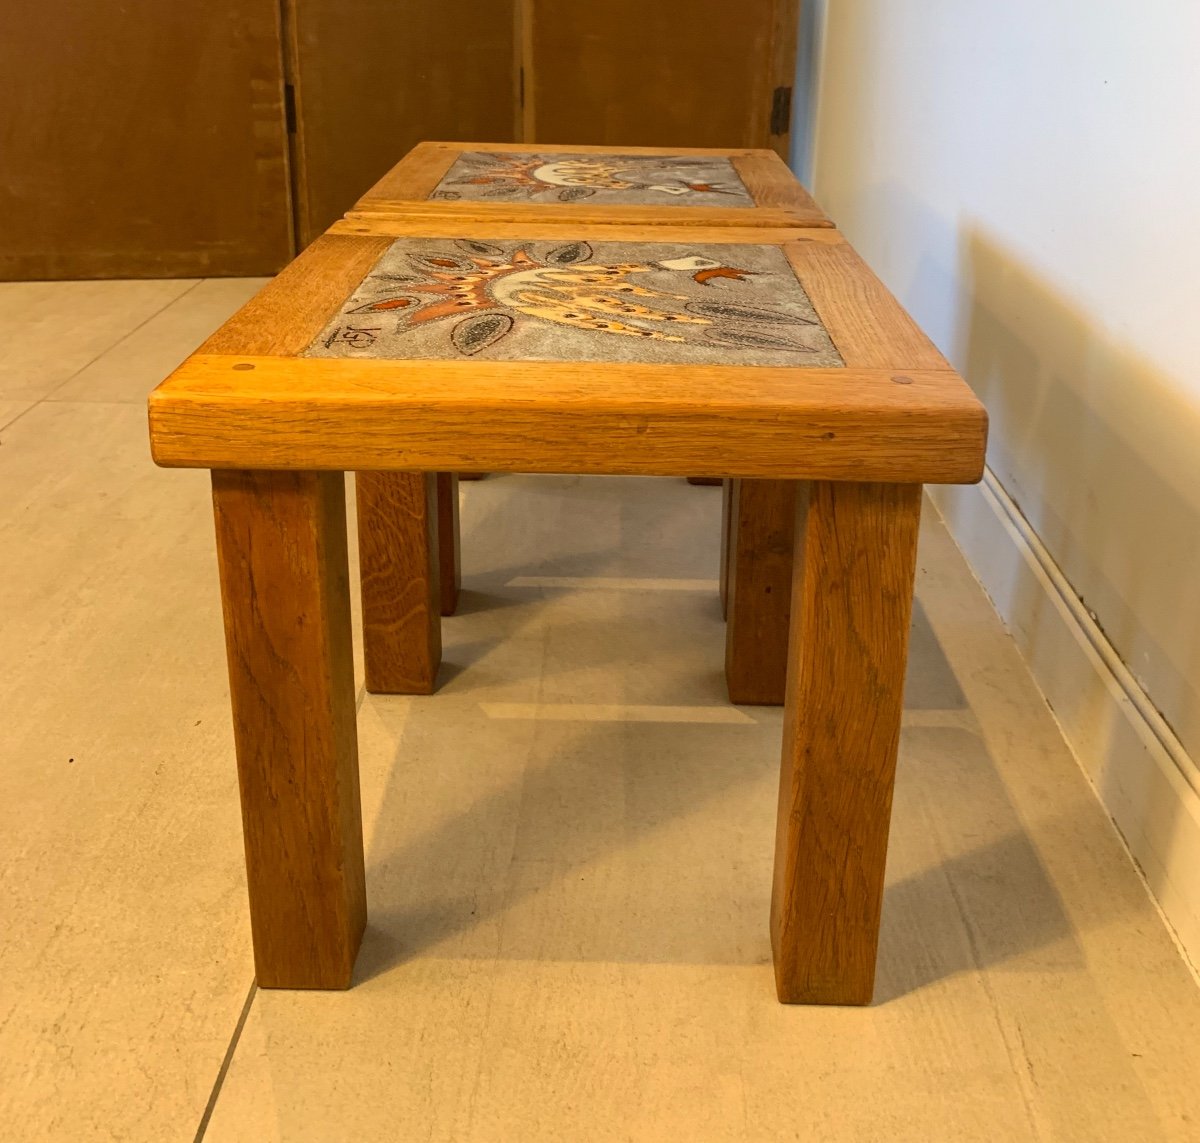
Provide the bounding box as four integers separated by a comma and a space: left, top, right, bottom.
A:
0, 279, 196, 401
50, 278, 270, 404
0, 401, 253, 1141
0, 400, 35, 430
199, 478, 1200, 1143
2, 280, 1198, 1141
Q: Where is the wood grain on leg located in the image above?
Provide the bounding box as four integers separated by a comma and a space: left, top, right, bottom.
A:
771, 481, 922, 1004
211, 469, 365, 989
724, 479, 796, 705
356, 471, 441, 694
436, 472, 461, 616
719, 478, 733, 620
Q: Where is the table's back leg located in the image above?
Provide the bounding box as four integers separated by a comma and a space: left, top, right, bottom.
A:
719, 478, 733, 620
724, 478, 797, 705
211, 469, 366, 990
355, 472, 442, 694
771, 480, 922, 1005
436, 472, 462, 617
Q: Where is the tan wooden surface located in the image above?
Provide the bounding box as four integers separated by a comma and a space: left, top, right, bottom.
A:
150, 222, 985, 483
352, 141, 831, 228
1, 0, 291, 279
782, 242, 949, 370
201, 234, 393, 357
151, 357, 983, 482
736, 152, 824, 217
335, 218, 839, 244
724, 479, 796, 705
356, 472, 442, 694
211, 469, 365, 988
771, 481, 923, 1004
436, 473, 462, 616
351, 200, 825, 230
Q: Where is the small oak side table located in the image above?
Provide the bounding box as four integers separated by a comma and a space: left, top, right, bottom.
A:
148, 215, 985, 1004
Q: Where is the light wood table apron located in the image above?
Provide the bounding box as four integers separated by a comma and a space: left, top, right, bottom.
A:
148, 217, 986, 1004
347, 141, 839, 705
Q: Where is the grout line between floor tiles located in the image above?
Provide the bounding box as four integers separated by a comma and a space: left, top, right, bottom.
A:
479, 700, 756, 724
193, 978, 258, 1143
37, 278, 204, 405
0, 403, 39, 435
0, 278, 203, 447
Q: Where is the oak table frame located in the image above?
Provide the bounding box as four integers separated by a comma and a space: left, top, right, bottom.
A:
352, 141, 832, 230
350, 142, 836, 700
149, 217, 986, 1004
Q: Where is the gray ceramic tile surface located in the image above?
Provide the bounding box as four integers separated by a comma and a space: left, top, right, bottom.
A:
306, 238, 843, 367
431, 151, 753, 207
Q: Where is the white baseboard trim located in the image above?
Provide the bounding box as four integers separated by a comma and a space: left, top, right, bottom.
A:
929, 472, 1200, 974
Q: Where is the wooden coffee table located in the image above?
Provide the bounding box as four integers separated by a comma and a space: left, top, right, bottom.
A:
148, 216, 986, 1004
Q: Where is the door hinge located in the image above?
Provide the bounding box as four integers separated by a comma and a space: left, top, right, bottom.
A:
284, 83, 297, 133
771, 86, 792, 136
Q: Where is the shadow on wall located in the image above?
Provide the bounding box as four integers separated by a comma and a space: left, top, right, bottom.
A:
824, 175, 1200, 775
955, 225, 1200, 768
828, 177, 1200, 958
788, 0, 826, 184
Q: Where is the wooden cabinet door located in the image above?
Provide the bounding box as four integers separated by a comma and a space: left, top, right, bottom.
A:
524, 0, 799, 157
286, 0, 519, 247
0, 0, 292, 280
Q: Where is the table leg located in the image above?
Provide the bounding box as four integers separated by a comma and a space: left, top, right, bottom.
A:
771, 481, 922, 1004
211, 470, 366, 989
719, 479, 733, 620
356, 471, 441, 694
724, 478, 796, 705
436, 472, 461, 617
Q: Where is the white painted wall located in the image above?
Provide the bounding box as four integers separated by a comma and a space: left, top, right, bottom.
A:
797, 1, 1200, 960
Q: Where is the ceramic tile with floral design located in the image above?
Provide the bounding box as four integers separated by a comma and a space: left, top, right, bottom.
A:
306, 238, 844, 368
428, 152, 755, 208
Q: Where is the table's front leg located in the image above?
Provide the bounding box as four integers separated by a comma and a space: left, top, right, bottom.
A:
212, 470, 366, 990
771, 480, 922, 1004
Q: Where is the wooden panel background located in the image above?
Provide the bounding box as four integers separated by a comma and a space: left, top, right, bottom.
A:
0, 0, 293, 280
286, 0, 519, 247
525, 0, 799, 156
